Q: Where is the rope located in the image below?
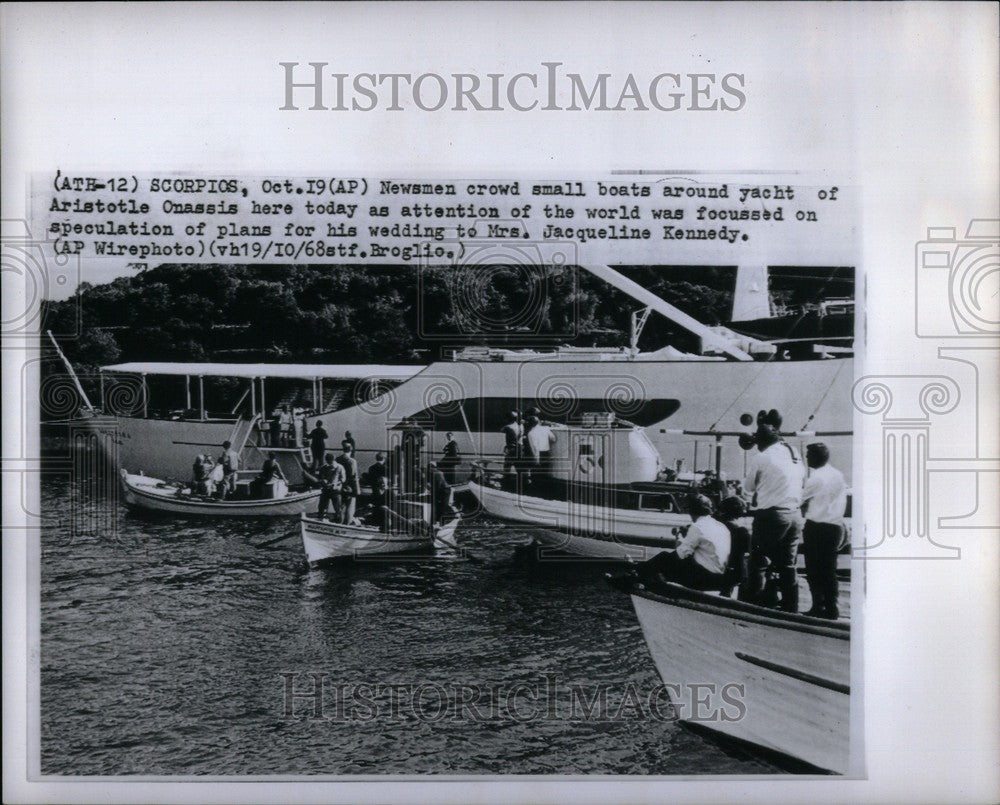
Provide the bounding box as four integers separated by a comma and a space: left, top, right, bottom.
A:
799, 360, 847, 432
709, 359, 773, 431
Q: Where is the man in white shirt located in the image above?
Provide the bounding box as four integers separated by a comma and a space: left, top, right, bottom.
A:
801, 443, 847, 619
638, 495, 732, 591
524, 415, 556, 488
743, 422, 805, 612
525, 418, 555, 460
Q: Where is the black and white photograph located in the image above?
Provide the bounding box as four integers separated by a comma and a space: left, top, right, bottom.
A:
36, 259, 856, 776
3, 4, 997, 804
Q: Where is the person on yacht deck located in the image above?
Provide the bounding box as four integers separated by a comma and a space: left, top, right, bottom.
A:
278, 405, 292, 447
292, 407, 305, 447
308, 420, 329, 471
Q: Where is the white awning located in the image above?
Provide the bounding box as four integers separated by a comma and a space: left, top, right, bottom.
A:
99, 362, 426, 380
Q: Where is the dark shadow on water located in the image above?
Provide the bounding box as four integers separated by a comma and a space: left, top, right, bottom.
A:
681, 720, 837, 775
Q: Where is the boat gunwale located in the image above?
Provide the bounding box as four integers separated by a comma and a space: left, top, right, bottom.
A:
467, 477, 692, 514
300, 517, 427, 544
300, 514, 460, 542
622, 580, 850, 639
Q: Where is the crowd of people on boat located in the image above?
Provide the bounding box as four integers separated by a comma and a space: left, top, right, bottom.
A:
307, 430, 455, 531
500, 408, 558, 490
186, 415, 457, 531
182, 404, 845, 617
241, 404, 342, 450
639, 409, 848, 620
189, 440, 242, 499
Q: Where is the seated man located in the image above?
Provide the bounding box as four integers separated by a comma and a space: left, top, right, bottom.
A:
715, 495, 753, 599
638, 495, 731, 591
252, 451, 287, 498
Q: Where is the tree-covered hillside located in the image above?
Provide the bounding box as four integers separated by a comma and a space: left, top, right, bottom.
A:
41, 264, 738, 373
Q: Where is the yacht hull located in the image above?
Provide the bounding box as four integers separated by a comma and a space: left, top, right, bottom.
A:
86, 357, 853, 483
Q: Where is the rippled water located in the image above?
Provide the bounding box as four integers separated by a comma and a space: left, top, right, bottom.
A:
40, 474, 782, 775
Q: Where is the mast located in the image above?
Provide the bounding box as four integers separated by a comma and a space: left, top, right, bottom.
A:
580, 264, 753, 361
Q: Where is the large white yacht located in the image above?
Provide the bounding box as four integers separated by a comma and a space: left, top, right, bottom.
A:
78, 264, 854, 484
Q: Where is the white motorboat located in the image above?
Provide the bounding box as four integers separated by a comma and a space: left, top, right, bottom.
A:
467, 478, 688, 560
611, 575, 852, 774
467, 414, 716, 559
119, 470, 320, 516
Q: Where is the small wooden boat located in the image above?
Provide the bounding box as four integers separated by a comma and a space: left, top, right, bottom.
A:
609, 574, 852, 774
119, 469, 320, 516
300, 511, 461, 563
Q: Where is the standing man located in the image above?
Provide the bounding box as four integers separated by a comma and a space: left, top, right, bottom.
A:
440, 432, 461, 484
217, 440, 240, 499
801, 443, 848, 619
292, 407, 306, 447
366, 452, 389, 502
365, 452, 390, 530
500, 411, 523, 490
400, 418, 426, 493
278, 405, 293, 447
525, 415, 556, 480
343, 430, 356, 453
270, 407, 283, 447
428, 460, 453, 525
308, 420, 328, 472
743, 419, 805, 612
316, 453, 346, 521
192, 454, 208, 493
336, 441, 361, 524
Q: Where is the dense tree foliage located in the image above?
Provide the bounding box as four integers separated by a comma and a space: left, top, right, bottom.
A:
41, 265, 741, 373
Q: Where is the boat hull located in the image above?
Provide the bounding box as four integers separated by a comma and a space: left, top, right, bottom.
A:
120, 472, 320, 516
628, 582, 851, 774
88, 415, 244, 482
468, 478, 685, 559
300, 515, 459, 563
